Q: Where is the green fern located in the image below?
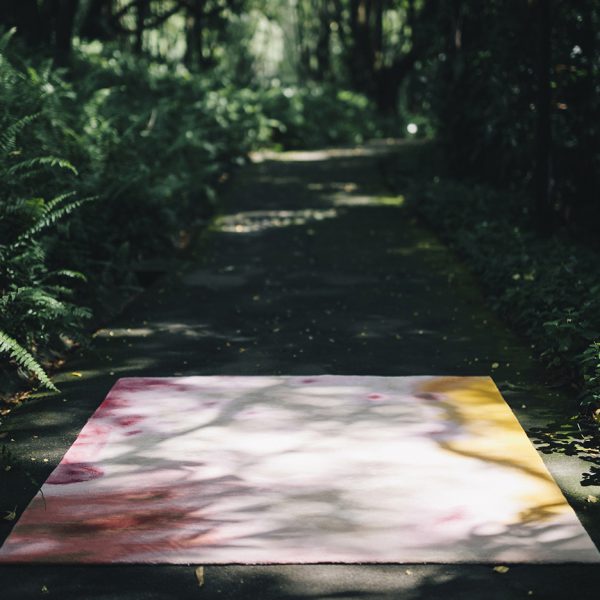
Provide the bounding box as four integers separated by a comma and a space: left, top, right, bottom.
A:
0, 330, 58, 392
0, 27, 16, 53
47, 270, 87, 282
14, 195, 95, 245
7, 156, 78, 176
0, 38, 93, 395
42, 191, 77, 212
0, 113, 40, 155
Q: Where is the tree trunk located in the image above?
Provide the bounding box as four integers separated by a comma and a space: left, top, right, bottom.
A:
54, 0, 79, 65
571, 2, 598, 225
133, 0, 150, 54
375, 69, 400, 114
315, 1, 332, 81
184, 0, 206, 70
533, 0, 553, 230
349, 0, 375, 94
80, 0, 114, 41
373, 0, 383, 67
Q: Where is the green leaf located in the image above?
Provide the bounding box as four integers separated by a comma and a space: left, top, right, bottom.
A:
0, 331, 58, 392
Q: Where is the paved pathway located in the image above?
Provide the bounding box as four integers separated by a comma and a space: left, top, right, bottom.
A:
1, 141, 599, 598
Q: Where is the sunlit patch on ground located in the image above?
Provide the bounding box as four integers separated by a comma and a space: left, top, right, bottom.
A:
249, 139, 404, 164
214, 209, 338, 234
330, 194, 405, 207
94, 328, 154, 339
307, 181, 358, 192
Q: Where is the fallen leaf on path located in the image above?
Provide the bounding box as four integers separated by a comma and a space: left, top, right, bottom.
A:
70, 372, 83, 378
3, 506, 17, 521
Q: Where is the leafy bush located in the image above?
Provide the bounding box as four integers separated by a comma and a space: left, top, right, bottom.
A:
390, 146, 600, 415
0, 35, 386, 396
0, 32, 90, 392
260, 83, 385, 149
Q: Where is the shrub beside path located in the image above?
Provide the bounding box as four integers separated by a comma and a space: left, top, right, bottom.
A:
1, 141, 599, 598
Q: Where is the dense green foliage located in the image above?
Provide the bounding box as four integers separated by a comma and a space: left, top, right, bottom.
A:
263, 83, 383, 149
416, 1, 600, 230
0, 32, 89, 390
0, 29, 382, 393
391, 1, 600, 414
1, 1, 599, 423
386, 144, 600, 415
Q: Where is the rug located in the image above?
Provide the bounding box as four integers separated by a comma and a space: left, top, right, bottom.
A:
0, 375, 598, 564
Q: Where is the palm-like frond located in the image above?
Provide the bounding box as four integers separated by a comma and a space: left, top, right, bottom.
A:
7, 156, 78, 176
14, 195, 95, 245
0, 330, 58, 391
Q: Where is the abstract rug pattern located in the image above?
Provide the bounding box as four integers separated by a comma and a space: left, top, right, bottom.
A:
0, 375, 598, 564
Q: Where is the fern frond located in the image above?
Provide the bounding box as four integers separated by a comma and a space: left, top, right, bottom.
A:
7, 156, 78, 176
0, 198, 29, 217
70, 306, 92, 320
41, 285, 73, 298
43, 191, 77, 213
14, 195, 95, 244
0, 286, 33, 308
0, 287, 64, 311
0, 330, 58, 391
50, 270, 87, 282
0, 113, 40, 155
0, 28, 16, 53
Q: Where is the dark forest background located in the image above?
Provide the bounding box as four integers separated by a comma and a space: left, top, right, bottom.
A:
1, 1, 599, 430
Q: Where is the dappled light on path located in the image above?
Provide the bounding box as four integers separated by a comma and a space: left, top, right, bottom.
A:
1, 376, 598, 564
249, 141, 400, 164
215, 208, 338, 234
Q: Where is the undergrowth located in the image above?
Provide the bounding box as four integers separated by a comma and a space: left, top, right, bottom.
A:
0, 34, 385, 397
386, 143, 600, 418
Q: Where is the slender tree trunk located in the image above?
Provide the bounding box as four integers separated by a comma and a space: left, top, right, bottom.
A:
573, 3, 598, 224
134, 0, 150, 54
295, 0, 307, 76
376, 69, 399, 114
404, 0, 418, 112
349, 0, 375, 94
373, 0, 383, 67
373, 0, 391, 112
54, 0, 79, 65
80, 0, 114, 41
534, 0, 553, 230
315, 1, 332, 81
184, 0, 206, 70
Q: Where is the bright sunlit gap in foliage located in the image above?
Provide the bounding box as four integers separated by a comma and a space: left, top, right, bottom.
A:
407, 123, 418, 135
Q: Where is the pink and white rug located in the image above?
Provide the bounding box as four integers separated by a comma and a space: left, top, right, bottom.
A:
0, 375, 598, 564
